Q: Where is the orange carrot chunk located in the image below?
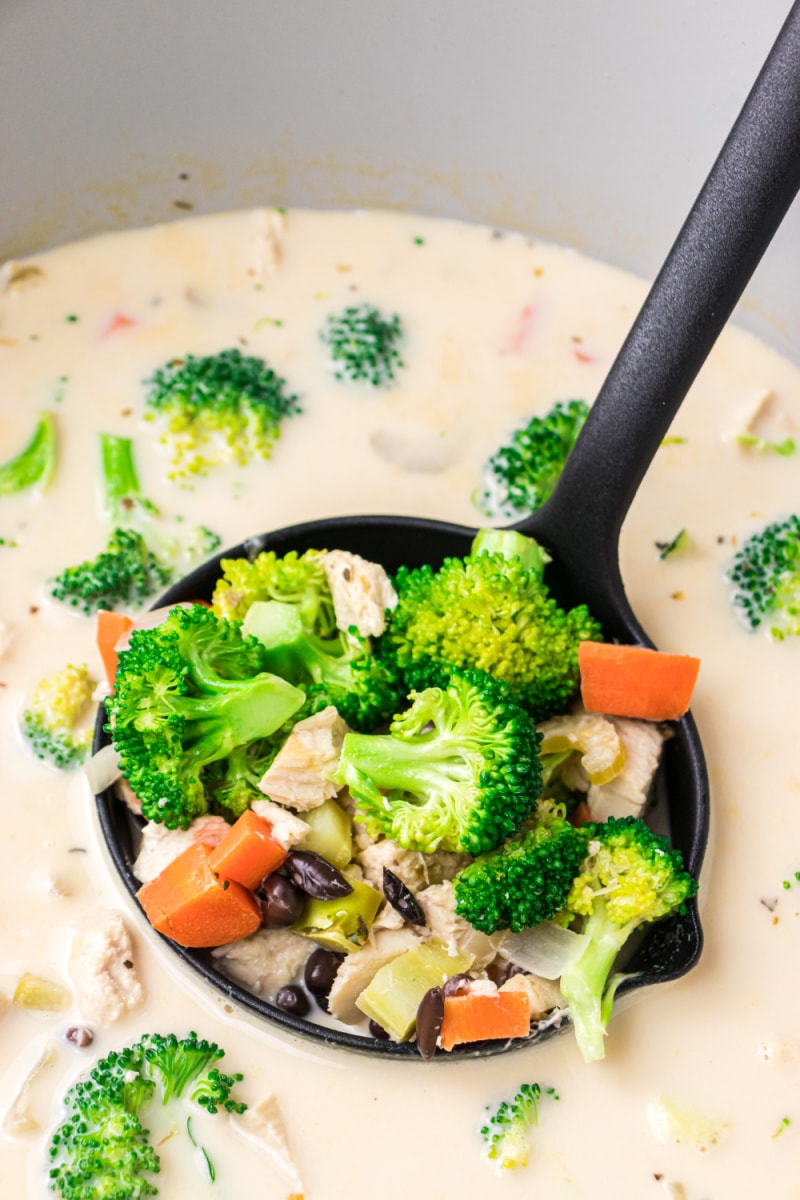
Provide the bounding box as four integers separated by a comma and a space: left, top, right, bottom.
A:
103, 313, 136, 336
96, 610, 134, 689
439, 991, 531, 1052
579, 641, 700, 721
137, 842, 262, 948
207, 809, 288, 890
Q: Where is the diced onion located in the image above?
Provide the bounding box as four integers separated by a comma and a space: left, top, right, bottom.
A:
84, 743, 122, 793
500, 922, 588, 980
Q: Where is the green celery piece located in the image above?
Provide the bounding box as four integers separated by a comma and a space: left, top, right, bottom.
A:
299, 799, 353, 869
0, 412, 57, 496
293, 878, 382, 954
356, 940, 473, 1040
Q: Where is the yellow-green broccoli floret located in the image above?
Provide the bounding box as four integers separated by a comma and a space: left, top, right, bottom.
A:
480, 1083, 559, 1170
0, 411, 57, 496
454, 802, 589, 933
336, 668, 542, 855
727, 514, 800, 638
320, 303, 404, 387
48, 1031, 246, 1200
22, 663, 96, 769
144, 348, 301, 477
212, 548, 336, 633
477, 398, 589, 519
378, 529, 601, 720
558, 816, 697, 1062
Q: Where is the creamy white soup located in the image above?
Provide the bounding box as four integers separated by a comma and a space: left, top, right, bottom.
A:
1, 208, 799, 1200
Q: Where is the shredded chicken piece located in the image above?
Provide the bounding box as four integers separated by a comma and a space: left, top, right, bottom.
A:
423, 848, 473, 885
328, 927, 420, 1023
499, 971, 564, 1017
355, 837, 428, 893
417, 881, 505, 970
250, 800, 310, 847
69, 912, 144, 1026
116, 777, 142, 816
132, 814, 230, 882
232, 1093, 303, 1192
258, 707, 346, 810
321, 550, 398, 637
3, 1042, 57, 1136
586, 717, 669, 821
212, 928, 310, 999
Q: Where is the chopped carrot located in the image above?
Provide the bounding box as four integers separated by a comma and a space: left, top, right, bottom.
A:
96, 610, 134, 688
207, 809, 288, 890
137, 842, 262, 948
103, 313, 136, 337
573, 347, 594, 364
579, 640, 700, 721
439, 990, 531, 1052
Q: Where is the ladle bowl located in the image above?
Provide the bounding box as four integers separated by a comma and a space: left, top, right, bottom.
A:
95, 2, 800, 1056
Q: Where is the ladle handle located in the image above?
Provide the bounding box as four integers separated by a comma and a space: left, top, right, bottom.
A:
524, 0, 800, 631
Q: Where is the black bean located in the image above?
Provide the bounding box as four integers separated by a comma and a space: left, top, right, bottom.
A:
368, 1019, 391, 1041
65, 1025, 94, 1048
274, 985, 310, 1017
443, 973, 472, 997
258, 874, 304, 927
304, 947, 344, 996
415, 986, 444, 1060
284, 850, 353, 900
382, 867, 426, 926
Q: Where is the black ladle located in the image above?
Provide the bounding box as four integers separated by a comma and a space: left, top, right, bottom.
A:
97, 4, 800, 1056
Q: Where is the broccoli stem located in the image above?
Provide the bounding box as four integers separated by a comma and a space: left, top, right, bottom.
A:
172, 675, 305, 758
340, 730, 475, 792
100, 432, 150, 523
558, 905, 630, 1062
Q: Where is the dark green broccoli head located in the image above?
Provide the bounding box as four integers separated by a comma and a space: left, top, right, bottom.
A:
336, 668, 543, 855
320, 303, 404, 387
378, 544, 601, 720
727, 514, 800, 638
144, 348, 301, 477
107, 604, 305, 828
477, 398, 589, 519
50, 527, 173, 616
212, 548, 336, 633
48, 1032, 245, 1200
558, 816, 697, 1062
242, 599, 402, 733
454, 803, 590, 933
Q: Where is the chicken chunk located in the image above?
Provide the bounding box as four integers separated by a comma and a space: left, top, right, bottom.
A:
322, 550, 398, 637
233, 1092, 302, 1192
132, 814, 230, 882
587, 717, 669, 821
328, 927, 420, 1023
499, 971, 564, 1018
211, 928, 310, 1000
68, 912, 144, 1027
258, 706, 346, 810
355, 837, 428, 893
417, 881, 505, 971
250, 800, 310, 847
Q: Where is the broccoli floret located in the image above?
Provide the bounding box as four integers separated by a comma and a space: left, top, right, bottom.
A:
480, 1083, 558, 1170
144, 348, 301, 477
379, 528, 601, 720
558, 816, 697, 1062
321, 303, 404, 387
107, 604, 305, 828
21, 662, 97, 769
212, 548, 336, 633
476, 399, 589, 519
727, 514, 800, 638
50, 434, 220, 615
453, 802, 589, 933
0, 411, 57, 496
242, 599, 401, 732
336, 669, 542, 855
48, 1031, 245, 1200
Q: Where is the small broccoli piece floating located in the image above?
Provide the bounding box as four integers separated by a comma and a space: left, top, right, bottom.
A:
212, 547, 336, 634
0, 411, 57, 497
22, 662, 97, 769
336, 669, 542, 855
48, 1030, 245, 1200
321, 303, 404, 387
476, 398, 589, 519
107, 603, 305, 828
558, 816, 697, 1062
242, 599, 402, 732
727, 514, 800, 638
379, 528, 601, 720
454, 802, 589, 934
50, 433, 220, 614
480, 1082, 559, 1171
144, 347, 301, 477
